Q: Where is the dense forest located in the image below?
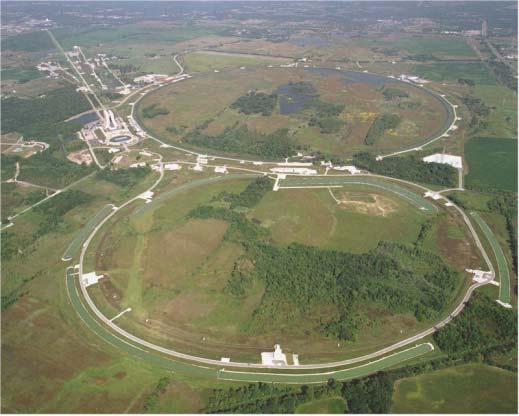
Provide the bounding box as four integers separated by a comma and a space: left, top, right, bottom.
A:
1, 86, 91, 137
186, 124, 299, 158
141, 103, 169, 118
382, 87, 409, 100
188, 178, 459, 340
213, 176, 272, 208
96, 165, 151, 188
205, 373, 393, 414
365, 113, 402, 145
231, 91, 278, 116
353, 152, 458, 187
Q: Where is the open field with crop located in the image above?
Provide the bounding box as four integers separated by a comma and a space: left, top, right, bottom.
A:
465, 137, 517, 192
391, 364, 518, 413
183, 51, 290, 73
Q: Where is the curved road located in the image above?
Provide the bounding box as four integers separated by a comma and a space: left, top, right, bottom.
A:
71, 170, 496, 372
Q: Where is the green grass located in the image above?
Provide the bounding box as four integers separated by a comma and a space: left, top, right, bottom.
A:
472, 84, 517, 139
471, 212, 511, 304
391, 364, 518, 413
392, 36, 475, 57
296, 396, 347, 413
183, 51, 288, 73
464, 137, 517, 192
412, 62, 497, 84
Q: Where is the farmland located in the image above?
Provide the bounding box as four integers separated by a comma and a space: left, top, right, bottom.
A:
391, 364, 518, 413
464, 137, 517, 192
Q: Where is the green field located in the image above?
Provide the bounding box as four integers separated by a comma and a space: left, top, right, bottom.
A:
471, 212, 511, 304
183, 51, 289, 72
295, 396, 347, 413
412, 62, 497, 84
391, 364, 518, 413
464, 137, 517, 192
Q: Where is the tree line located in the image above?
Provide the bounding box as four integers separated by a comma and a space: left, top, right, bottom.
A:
352, 152, 458, 187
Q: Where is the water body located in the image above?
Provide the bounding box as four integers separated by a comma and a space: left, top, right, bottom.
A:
111, 135, 131, 143
67, 111, 99, 126
305, 67, 398, 87
275, 82, 319, 115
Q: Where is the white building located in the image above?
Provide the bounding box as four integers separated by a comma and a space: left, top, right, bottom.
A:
261, 344, 288, 366
82, 271, 104, 287
270, 167, 317, 175
164, 163, 182, 171
422, 153, 462, 169
333, 165, 361, 174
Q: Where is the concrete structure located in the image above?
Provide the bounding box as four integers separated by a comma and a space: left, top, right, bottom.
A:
270, 167, 317, 175
138, 190, 154, 204
214, 165, 228, 173
333, 165, 361, 174
261, 344, 288, 366
164, 163, 182, 171
82, 271, 104, 287
423, 153, 462, 169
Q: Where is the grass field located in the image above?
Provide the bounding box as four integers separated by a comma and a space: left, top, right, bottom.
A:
391, 364, 518, 413
412, 62, 498, 84
136, 66, 449, 157
464, 137, 517, 192
471, 211, 511, 304
183, 51, 289, 73
295, 396, 347, 413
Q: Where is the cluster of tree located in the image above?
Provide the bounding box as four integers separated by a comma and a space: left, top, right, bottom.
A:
188, 205, 268, 244
96, 166, 151, 188
458, 78, 476, 87
433, 292, 517, 355
245, 241, 459, 339
352, 152, 458, 187
488, 57, 517, 91
1, 86, 91, 136
142, 377, 170, 411
306, 100, 345, 134
205, 372, 393, 414
34, 190, 93, 238
487, 193, 518, 275
186, 124, 298, 159
214, 177, 272, 209
141, 103, 169, 119
231, 91, 278, 116
461, 96, 491, 130
365, 113, 401, 145
17, 150, 94, 189
1, 154, 19, 179
405, 53, 437, 61
382, 87, 409, 100
309, 116, 344, 134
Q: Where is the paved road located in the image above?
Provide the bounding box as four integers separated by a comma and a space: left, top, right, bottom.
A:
62, 204, 115, 261
66, 266, 432, 383
68, 173, 500, 373
471, 211, 511, 305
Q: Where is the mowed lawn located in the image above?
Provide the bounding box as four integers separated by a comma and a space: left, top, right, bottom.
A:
296, 397, 347, 414
465, 137, 517, 191
391, 364, 518, 413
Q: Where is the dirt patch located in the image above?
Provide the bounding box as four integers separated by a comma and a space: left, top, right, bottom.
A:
67, 149, 93, 166
113, 371, 127, 380
334, 191, 399, 216
436, 215, 483, 271
99, 278, 123, 310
